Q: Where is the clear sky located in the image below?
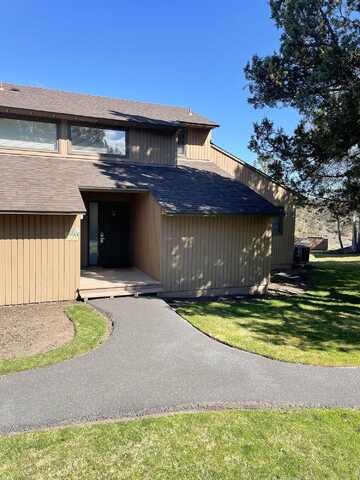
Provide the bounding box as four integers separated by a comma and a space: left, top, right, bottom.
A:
0, 0, 299, 164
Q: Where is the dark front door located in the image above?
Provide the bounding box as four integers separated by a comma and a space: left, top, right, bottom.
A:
98, 202, 130, 267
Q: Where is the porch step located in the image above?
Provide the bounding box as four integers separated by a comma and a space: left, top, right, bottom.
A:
78, 283, 163, 300
79, 267, 163, 300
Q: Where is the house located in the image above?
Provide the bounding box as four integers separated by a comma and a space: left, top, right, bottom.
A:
0, 83, 295, 305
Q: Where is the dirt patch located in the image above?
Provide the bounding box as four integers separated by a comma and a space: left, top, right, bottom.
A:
268, 267, 309, 296
0, 303, 75, 360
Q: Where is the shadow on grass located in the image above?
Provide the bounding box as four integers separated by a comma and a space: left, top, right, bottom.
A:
178, 260, 360, 354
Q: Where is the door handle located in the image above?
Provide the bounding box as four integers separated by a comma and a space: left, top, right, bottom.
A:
100, 232, 105, 244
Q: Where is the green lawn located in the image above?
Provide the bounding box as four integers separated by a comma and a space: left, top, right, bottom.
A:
0, 304, 109, 375
177, 255, 360, 366
1, 409, 359, 479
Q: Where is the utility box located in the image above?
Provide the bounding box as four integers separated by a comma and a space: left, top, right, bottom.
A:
293, 245, 311, 265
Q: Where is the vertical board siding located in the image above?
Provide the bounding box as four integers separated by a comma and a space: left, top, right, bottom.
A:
128, 128, 176, 165
186, 128, 212, 160
161, 215, 272, 295
0, 214, 80, 306
210, 144, 295, 267
132, 193, 161, 280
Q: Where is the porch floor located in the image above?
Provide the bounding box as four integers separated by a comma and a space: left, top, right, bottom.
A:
78, 267, 162, 300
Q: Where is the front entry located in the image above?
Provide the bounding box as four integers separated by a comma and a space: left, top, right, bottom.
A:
89, 201, 130, 268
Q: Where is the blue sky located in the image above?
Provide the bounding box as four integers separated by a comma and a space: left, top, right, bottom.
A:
0, 0, 299, 164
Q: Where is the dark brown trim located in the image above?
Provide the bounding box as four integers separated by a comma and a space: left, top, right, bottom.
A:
0, 112, 60, 154
68, 121, 129, 159
79, 187, 149, 193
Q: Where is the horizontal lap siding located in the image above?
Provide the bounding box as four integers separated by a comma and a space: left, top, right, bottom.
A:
0, 215, 80, 306
161, 215, 271, 295
210, 145, 295, 268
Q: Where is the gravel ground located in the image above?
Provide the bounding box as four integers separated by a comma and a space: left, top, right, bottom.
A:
0, 303, 74, 360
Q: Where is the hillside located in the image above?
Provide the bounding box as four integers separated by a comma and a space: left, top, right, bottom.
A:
295, 207, 352, 250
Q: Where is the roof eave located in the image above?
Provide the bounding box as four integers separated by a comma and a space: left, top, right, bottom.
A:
0, 210, 85, 215
0, 106, 218, 130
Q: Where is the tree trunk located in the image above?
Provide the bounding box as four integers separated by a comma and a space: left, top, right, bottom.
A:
352, 213, 360, 253
336, 215, 344, 250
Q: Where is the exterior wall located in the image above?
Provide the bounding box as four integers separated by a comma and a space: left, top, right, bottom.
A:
0, 214, 80, 306
160, 214, 272, 297
0, 114, 177, 166
132, 193, 161, 280
186, 128, 212, 161
210, 144, 295, 268
128, 128, 176, 165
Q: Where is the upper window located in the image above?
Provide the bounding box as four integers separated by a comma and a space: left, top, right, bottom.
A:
272, 215, 284, 236
0, 117, 58, 151
70, 125, 127, 156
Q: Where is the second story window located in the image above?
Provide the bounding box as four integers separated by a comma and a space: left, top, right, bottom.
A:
0, 117, 58, 151
70, 125, 127, 156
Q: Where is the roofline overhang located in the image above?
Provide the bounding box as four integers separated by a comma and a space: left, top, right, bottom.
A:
161, 210, 283, 217
0, 106, 218, 130
0, 210, 85, 215
79, 187, 150, 193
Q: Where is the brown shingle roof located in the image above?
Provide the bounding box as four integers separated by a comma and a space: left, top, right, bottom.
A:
0, 83, 218, 128
0, 155, 85, 214
0, 154, 282, 216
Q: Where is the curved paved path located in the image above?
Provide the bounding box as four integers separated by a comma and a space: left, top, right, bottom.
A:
1, 297, 359, 433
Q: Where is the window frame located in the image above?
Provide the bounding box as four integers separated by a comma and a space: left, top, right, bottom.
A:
68, 122, 129, 158
0, 114, 59, 153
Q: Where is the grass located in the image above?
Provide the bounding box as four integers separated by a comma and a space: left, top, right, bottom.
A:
177, 255, 360, 366
1, 409, 360, 479
0, 304, 109, 375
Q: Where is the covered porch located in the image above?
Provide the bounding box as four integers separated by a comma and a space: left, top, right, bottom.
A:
78, 190, 162, 300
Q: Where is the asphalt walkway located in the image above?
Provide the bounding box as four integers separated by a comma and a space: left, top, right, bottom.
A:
1, 297, 359, 433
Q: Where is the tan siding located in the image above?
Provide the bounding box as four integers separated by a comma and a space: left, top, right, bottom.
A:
132, 193, 161, 280
0, 214, 80, 306
210, 144, 295, 268
271, 203, 296, 268
186, 128, 212, 160
160, 215, 271, 296
128, 128, 176, 165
